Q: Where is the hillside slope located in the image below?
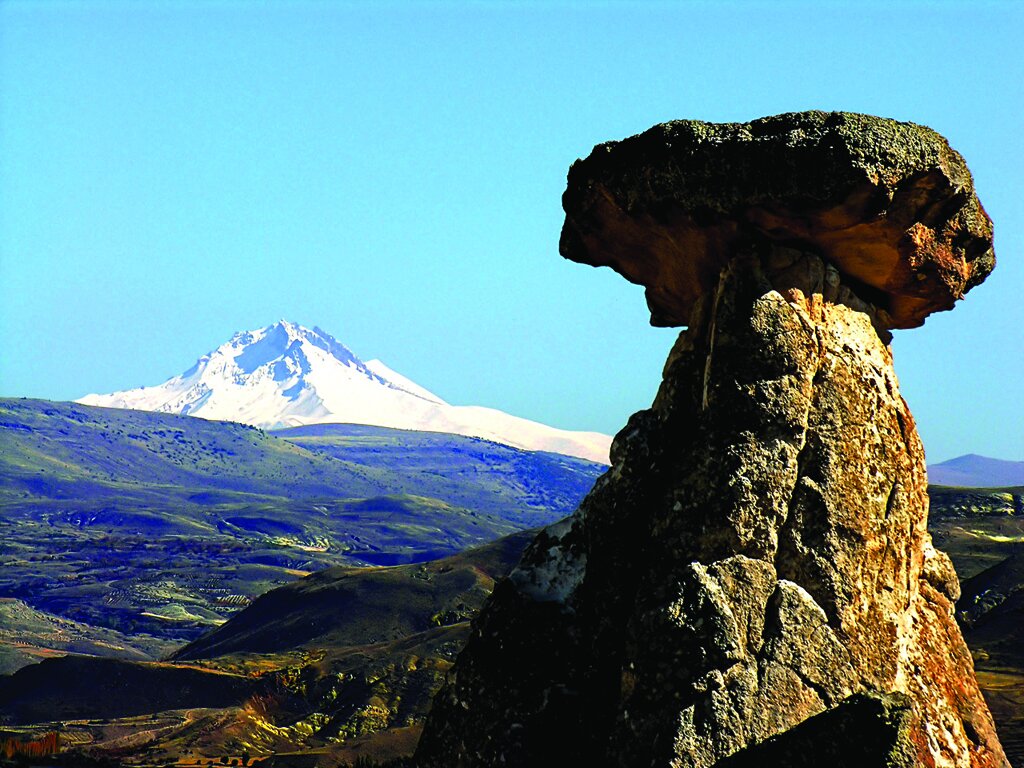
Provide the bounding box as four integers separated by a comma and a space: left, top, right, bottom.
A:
277, 423, 601, 528
929, 454, 1024, 488
3, 496, 1022, 765
0, 398, 603, 647
0, 534, 535, 763
173, 530, 536, 660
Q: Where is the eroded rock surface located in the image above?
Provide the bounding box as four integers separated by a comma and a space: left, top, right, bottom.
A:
415, 113, 1007, 768
560, 111, 994, 329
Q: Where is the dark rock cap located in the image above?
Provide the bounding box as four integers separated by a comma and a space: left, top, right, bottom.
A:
560, 111, 994, 329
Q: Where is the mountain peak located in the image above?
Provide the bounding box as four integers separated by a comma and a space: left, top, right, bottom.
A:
223, 321, 361, 372
77, 322, 612, 463
928, 454, 1024, 488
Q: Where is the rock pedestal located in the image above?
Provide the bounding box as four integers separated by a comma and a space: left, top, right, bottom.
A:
415, 112, 1007, 768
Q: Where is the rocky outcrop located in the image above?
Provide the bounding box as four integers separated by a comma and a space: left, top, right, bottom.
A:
559, 111, 994, 330
415, 113, 1007, 767
715, 692, 918, 768
929, 488, 1024, 519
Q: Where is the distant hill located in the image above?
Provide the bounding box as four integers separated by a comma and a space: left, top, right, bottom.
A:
929, 454, 1024, 488
11, 495, 1024, 765
172, 529, 536, 660
0, 656, 259, 724
957, 552, 1024, 763
0, 397, 602, 530
276, 422, 601, 528
0, 598, 177, 676
0, 398, 603, 646
0, 531, 537, 761
928, 486, 1023, 525
78, 320, 612, 463
959, 551, 1024, 670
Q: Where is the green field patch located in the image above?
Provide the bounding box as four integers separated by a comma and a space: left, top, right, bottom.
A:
140, 604, 223, 624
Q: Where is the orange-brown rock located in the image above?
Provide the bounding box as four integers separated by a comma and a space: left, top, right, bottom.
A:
415, 113, 1007, 767
560, 111, 994, 329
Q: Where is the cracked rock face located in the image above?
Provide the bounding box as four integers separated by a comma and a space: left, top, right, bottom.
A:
415, 113, 1007, 768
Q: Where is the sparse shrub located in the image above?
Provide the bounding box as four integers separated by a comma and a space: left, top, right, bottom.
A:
242, 692, 279, 720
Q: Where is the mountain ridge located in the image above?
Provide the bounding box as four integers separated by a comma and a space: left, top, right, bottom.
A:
78, 320, 612, 463
928, 454, 1024, 488
0, 397, 605, 647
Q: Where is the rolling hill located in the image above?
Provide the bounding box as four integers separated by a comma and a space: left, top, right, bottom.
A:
6, 492, 1023, 766
929, 454, 1024, 488
0, 398, 604, 647
5, 395, 1023, 764
0, 533, 535, 763
172, 529, 537, 660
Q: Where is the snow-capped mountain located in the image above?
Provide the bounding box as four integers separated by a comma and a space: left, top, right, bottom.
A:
77, 321, 612, 464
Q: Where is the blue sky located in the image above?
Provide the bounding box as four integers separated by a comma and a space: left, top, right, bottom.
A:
1, 0, 1021, 462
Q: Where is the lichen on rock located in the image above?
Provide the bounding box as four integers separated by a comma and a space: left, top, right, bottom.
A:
559, 111, 994, 330
415, 112, 1008, 768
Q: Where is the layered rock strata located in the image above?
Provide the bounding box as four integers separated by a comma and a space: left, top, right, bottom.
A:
415, 112, 1007, 767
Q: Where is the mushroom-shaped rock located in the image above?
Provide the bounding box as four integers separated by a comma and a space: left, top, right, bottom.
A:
416, 114, 1008, 768
560, 111, 994, 328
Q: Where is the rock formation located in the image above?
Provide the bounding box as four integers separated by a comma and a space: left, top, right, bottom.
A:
414, 112, 1007, 767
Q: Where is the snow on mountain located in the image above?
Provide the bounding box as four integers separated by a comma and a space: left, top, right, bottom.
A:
77, 321, 612, 464
363, 359, 445, 405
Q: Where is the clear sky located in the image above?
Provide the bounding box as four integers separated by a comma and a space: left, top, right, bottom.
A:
1, 0, 1021, 463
